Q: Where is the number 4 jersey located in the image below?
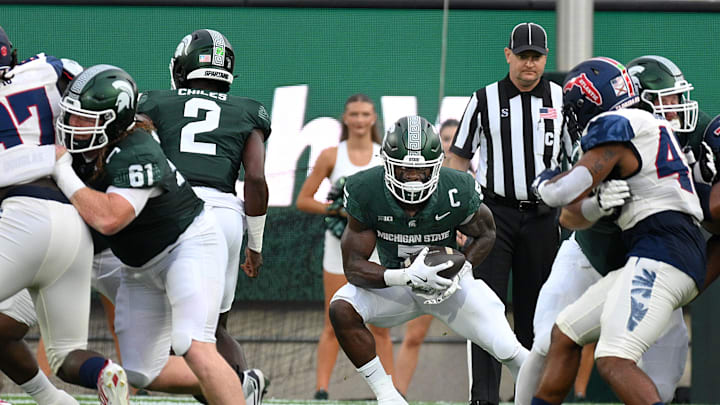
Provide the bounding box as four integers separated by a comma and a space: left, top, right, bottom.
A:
137, 89, 271, 194
581, 108, 703, 230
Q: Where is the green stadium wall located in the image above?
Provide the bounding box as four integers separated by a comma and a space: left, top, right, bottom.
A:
4, 6, 720, 301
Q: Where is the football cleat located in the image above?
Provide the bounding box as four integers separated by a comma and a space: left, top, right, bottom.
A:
243, 368, 269, 405
0, 399, 12, 405
97, 360, 130, 405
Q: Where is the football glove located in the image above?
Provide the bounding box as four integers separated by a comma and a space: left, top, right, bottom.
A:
326, 176, 346, 202
403, 247, 454, 291
687, 141, 718, 186
580, 179, 631, 222
413, 261, 471, 305
531, 167, 561, 202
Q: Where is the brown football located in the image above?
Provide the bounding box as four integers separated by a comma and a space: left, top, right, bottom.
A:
403, 246, 467, 279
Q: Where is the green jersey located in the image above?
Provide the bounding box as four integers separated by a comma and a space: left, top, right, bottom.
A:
89, 129, 204, 267
344, 166, 482, 269
137, 89, 271, 194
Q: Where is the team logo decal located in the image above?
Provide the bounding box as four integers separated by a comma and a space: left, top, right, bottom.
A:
208, 29, 226, 67
610, 76, 628, 97
407, 115, 421, 155
112, 80, 135, 112
563, 73, 603, 106
0, 46, 6, 57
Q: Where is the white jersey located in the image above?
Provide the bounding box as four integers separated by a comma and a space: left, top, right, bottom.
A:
582, 108, 703, 230
0, 54, 64, 149
329, 140, 382, 183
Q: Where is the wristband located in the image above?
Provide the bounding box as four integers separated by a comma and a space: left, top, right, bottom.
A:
580, 196, 606, 222
53, 159, 85, 199
383, 269, 410, 287
246, 214, 266, 253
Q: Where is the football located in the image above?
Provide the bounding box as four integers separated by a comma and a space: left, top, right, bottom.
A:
404, 246, 467, 279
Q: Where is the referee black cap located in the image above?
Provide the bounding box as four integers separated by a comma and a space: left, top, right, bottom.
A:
508, 22, 548, 55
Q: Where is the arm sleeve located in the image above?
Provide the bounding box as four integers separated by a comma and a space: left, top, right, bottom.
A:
106, 185, 161, 216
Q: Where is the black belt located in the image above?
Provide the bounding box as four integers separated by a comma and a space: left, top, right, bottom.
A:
0, 178, 70, 204
482, 187, 543, 212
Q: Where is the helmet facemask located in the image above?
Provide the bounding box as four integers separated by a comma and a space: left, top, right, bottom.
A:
383, 152, 443, 204
56, 97, 116, 152
640, 80, 698, 133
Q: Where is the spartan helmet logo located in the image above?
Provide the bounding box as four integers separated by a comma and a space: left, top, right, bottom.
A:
174, 34, 192, 58
112, 80, 135, 113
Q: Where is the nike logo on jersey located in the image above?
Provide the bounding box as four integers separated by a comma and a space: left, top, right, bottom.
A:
435, 212, 450, 221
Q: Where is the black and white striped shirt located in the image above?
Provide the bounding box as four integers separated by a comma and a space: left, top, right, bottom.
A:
450, 75, 565, 201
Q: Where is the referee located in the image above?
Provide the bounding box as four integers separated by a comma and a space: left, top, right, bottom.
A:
445, 22, 565, 405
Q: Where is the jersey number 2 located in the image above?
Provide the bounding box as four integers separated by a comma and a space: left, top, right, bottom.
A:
655, 126, 692, 192
180, 98, 220, 156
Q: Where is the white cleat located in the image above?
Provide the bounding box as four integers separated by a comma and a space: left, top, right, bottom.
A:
242, 369, 269, 405
97, 360, 130, 405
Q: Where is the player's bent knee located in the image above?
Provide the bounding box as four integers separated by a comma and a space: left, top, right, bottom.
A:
171, 331, 192, 357
126, 369, 153, 389
492, 336, 521, 362
328, 299, 360, 330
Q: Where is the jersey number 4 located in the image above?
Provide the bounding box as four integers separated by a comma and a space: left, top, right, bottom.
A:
656, 126, 692, 192
0, 87, 54, 149
180, 98, 220, 156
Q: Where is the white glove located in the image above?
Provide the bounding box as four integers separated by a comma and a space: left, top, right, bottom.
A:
580, 179, 631, 222
414, 261, 471, 305
691, 141, 717, 185
384, 247, 453, 291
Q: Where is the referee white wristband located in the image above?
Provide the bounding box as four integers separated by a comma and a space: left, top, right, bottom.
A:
383, 269, 410, 287
246, 214, 266, 253
52, 154, 85, 199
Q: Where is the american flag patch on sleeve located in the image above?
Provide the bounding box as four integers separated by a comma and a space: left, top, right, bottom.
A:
539, 107, 557, 119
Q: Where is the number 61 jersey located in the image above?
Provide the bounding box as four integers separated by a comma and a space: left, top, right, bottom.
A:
137, 89, 271, 194
89, 129, 203, 267
344, 166, 482, 269
581, 108, 703, 230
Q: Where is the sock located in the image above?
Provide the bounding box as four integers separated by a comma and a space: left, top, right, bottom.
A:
531, 397, 555, 405
78, 357, 107, 389
20, 370, 65, 404
356, 356, 402, 402
514, 349, 547, 405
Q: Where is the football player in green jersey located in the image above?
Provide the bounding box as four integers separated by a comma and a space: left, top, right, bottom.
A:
328, 116, 528, 405
137, 29, 270, 405
51, 64, 245, 405
515, 55, 715, 405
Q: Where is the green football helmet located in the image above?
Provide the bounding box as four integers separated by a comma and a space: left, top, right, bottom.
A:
381, 115, 443, 204
627, 55, 698, 133
170, 29, 234, 90
56, 64, 138, 152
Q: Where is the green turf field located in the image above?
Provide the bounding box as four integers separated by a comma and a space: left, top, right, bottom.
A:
0, 396, 633, 405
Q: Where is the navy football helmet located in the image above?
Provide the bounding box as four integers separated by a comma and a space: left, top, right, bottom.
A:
0, 26, 17, 77
562, 57, 640, 140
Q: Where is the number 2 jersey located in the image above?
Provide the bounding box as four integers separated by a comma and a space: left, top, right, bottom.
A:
581, 108, 705, 286
86, 129, 203, 267
344, 166, 482, 269
137, 89, 271, 195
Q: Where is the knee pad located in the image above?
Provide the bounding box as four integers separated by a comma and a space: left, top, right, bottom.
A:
172, 331, 192, 357
126, 369, 153, 389
491, 335, 521, 362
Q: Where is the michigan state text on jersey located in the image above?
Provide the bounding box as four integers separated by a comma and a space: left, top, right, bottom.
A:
345, 165, 481, 268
